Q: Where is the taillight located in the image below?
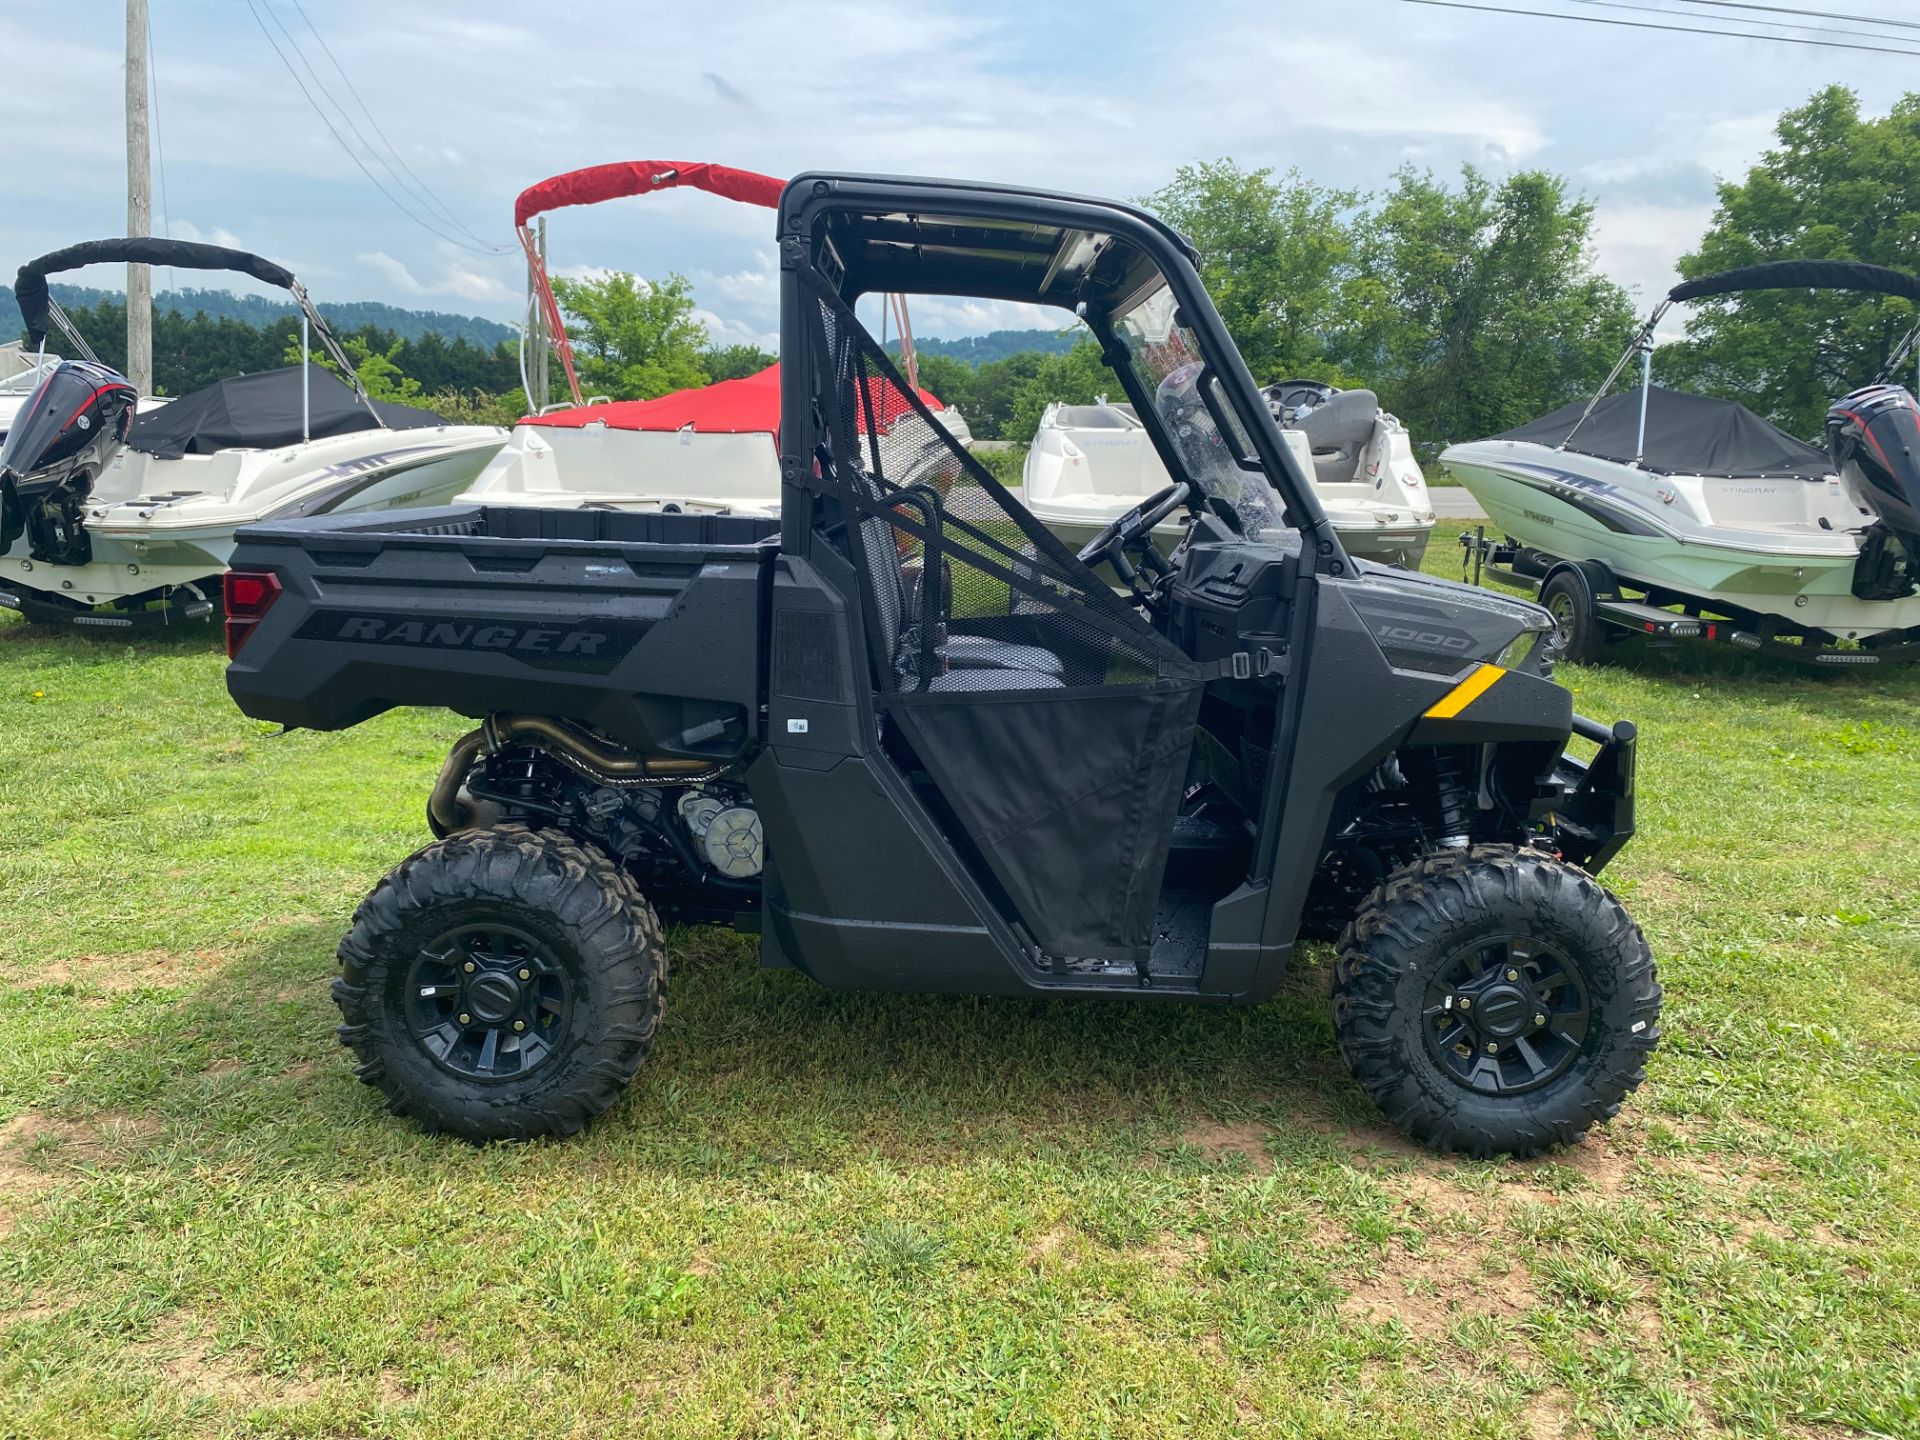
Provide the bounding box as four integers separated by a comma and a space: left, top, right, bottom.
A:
222, 568, 282, 658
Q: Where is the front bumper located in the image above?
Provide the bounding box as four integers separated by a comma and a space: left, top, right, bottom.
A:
1549, 714, 1638, 874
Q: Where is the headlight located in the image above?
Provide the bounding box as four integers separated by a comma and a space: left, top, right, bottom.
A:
1495, 626, 1553, 676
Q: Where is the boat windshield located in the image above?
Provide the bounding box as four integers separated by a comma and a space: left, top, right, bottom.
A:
1109, 279, 1288, 537
0, 353, 61, 394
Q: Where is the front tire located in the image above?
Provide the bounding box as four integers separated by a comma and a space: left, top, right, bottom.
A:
1331, 846, 1660, 1158
333, 824, 665, 1142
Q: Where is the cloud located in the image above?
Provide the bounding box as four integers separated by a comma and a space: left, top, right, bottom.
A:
359, 250, 515, 304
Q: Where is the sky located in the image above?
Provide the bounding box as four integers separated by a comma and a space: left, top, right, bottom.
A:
1, 0, 1915, 350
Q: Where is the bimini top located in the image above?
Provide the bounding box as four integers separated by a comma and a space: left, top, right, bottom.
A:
1669, 258, 1920, 305
14, 237, 297, 347
1495, 385, 1832, 480
524, 362, 942, 435
129, 367, 450, 460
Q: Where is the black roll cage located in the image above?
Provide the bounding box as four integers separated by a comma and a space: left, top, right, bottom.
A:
770, 173, 1349, 578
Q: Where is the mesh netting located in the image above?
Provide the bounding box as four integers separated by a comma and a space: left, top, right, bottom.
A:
804, 274, 1199, 699
800, 270, 1205, 967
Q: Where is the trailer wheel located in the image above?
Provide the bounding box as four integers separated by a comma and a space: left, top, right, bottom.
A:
332, 824, 665, 1142
1331, 845, 1660, 1158
1540, 568, 1606, 665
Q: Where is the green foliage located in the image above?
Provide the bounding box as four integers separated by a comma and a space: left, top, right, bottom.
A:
549, 270, 710, 401
1664, 86, 1920, 437
284, 331, 423, 404
1142, 159, 1633, 454
889, 328, 1081, 365
1145, 161, 1366, 385
1005, 340, 1115, 444
700, 343, 775, 383
1352, 166, 1636, 447
425, 389, 528, 428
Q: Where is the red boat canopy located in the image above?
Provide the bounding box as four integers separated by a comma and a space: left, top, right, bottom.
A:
517, 160, 784, 408
514, 161, 783, 229
523, 363, 942, 434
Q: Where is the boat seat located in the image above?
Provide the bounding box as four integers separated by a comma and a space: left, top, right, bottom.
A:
1294, 389, 1379, 486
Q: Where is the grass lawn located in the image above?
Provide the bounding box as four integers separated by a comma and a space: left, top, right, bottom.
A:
2, 522, 1917, 1438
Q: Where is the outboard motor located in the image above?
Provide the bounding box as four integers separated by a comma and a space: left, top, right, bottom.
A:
0, 359, 136, 565
1829, 384, 1920, 601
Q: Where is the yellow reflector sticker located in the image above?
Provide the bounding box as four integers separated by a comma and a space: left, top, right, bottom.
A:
1424, 663, 1505, 719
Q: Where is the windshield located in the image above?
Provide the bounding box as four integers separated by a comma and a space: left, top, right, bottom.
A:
1, 352, 60, 394
1110, 279, 1288, 537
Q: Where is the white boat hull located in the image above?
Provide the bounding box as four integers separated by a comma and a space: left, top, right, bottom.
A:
1, 429, 504, 614
1442, 439, 1920, 640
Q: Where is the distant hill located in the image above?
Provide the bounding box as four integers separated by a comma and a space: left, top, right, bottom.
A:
0, 283, 516, 347
891, 328, 1083, 366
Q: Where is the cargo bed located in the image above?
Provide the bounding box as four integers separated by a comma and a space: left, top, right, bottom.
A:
223, 504, 781, 755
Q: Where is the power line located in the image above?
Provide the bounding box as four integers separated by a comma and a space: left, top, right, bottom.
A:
241, 0, 511, 256
279, 0, 503, 251
1674, 0, 1920, 33
1570, 0, 1910, 44
1393, 0, 1920, 54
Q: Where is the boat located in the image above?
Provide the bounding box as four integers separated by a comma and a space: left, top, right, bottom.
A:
1442, 260, 1920, 664
460, 160, 968, 518
0, 344, 63, 444
0, 238, 506, 625
1020, 381, 1436, 568
462, 360, 965, 516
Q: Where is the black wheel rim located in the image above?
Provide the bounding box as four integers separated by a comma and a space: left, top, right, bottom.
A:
405, 922, 572, 1082
1421, 935, 1591, 1096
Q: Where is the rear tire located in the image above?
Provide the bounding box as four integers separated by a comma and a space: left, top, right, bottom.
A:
1331, 845, 1660, 1158
332, 824, 665, 1142
1540, 568, 1606, 666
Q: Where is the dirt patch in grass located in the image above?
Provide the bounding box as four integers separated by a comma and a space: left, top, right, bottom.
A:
0, 1109, 164, 1232
1141, 1229, 1208, 1273
1337, 1240, 1539, 1339
1178, 1119, 1274, 1171
1520, 1386, 1577, 1438
1026, 1224, 1073, 1264
140, 1309, 325, 1404
35, 948, 228, 992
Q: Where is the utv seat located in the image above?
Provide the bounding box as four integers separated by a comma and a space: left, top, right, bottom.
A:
855, 510, 1065, 691
1294, 389, 1379, 487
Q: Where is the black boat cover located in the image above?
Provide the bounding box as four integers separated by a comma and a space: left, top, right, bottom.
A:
128, 367, 450, 459
1669, 259, 1920, 305
1495, 386, 1832, 480
15, 238, 297, 346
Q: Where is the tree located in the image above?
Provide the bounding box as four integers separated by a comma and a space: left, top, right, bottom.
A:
1663, 86, 1920, 437
1352, 167, 1635, 450
700, 343, 775, 382
1144, 160, 1366, 386
549, 270, 710, 400
285, 330, 423, 403
1005, 340, 1117, 444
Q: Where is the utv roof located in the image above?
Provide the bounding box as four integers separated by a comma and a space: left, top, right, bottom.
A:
1496, 385, 1832, 481
129, 367, 451, 460
780, 172, 1196, 310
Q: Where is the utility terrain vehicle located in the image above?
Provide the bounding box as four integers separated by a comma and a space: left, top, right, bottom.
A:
224, 169, 1658, 1155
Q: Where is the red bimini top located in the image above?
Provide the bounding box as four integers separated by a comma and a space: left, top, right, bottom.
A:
522, 363, 943, 434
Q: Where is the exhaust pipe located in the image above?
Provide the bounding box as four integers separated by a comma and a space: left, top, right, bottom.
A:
428, 714, 726, 834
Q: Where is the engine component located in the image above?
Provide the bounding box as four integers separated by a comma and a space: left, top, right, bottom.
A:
677, 789, 725, 838
701, 805, 764, 878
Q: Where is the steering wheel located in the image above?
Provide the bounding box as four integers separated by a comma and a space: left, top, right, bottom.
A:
1263, 379, 1340, 422
1075, 481, 1192, 591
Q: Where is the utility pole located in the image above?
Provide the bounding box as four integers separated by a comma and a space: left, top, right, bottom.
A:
125, 0, 153, 394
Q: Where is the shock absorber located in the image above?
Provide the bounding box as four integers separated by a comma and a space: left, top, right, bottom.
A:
1426, 747, 1475, 848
